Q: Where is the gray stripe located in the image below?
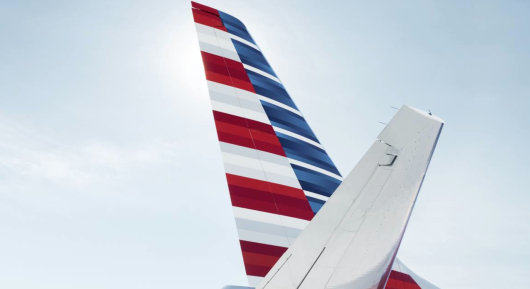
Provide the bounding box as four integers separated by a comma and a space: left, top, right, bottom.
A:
237, 97, 264, 114
220, 142, 257, 159
263, 171, 300, 189
209, 88, 264, 115
237, 229, 290, 248
223, 163, 266, 182
236, 217, 303, 240
256, 149, 290, 166
220, 142, 301, 188
210, 89, 240, 107
198, 41, 222, 57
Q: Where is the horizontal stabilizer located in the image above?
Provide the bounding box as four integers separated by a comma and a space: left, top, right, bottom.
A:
256, 106, 443, 289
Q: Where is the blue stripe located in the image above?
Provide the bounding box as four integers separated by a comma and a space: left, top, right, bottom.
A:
291, 164, 341, 197
218, 11, 256, 45
276, 132, 342, 176
232, 40, 277, 77
261, 101, 319, 143
248, 71, 298, 109
306, 196, 325, 213
215, 11, 344, 213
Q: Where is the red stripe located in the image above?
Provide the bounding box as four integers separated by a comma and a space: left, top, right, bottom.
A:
241, 251, 280, 268
386, 271, 422, 289
201, 52, 255, 93
227, 174, 314, 220
191, 1, 220, 16
244, 264, 275, 278
229, 181, 279, 218
214, 115, 255, 151
224, 57, 256, 92
191, 8, 227, 32
240, 241, 287, 277
385, 271, 405, 289
213, 111, 286, 157
214, 110, 275, 133
201, 51, 232, 87
240, 240, 287, 257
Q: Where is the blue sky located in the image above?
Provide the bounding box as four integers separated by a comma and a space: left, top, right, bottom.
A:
0, 0, 529, 288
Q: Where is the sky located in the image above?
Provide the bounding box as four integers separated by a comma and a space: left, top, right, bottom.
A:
0, 0, 529, 288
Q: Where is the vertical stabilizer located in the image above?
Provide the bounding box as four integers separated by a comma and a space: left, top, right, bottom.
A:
192, 2, 342, 285
256, 106, 443, 289
192, 3, 441, 288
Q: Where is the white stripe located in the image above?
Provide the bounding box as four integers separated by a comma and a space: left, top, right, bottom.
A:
243, 63, 281, 83
195, 23, 240, 62
257, 95, 303, 117
223, 151, 266, 174
273, 126, 325, 150
279, 215, 310, 232
213, 28, 241, 60
207, 81, 270, 124
288, 158, 343, 181
233, 207, 309, 230
304, 190, 330, 202
229, 33, 260, 51
220, 142, 302, 189
237, 228, 290, 248
236, 217, 302, 238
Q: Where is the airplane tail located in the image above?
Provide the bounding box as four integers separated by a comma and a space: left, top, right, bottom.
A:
256, 106, 444, 289
192, 2, 342, 285
192, 2, 440, 288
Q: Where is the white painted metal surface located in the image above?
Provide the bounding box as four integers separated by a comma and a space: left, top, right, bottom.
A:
256, 106, 444, 289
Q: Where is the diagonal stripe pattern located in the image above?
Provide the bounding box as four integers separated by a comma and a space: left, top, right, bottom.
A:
192, 2, 342, 285
192, 3, 438, 289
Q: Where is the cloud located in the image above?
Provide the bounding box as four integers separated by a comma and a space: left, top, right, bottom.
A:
0, 114, 182, 188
